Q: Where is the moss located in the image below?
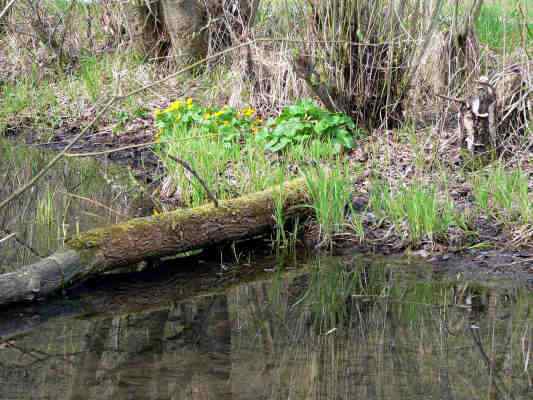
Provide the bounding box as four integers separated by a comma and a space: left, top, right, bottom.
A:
64, 178, 308, 264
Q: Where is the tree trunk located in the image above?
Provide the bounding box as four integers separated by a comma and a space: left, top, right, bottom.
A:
160, 0, 207, 63
0, 178, 310, 306
132, 0, 260, 63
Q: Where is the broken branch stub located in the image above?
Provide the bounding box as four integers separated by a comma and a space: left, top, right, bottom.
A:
459, 68, 531, 155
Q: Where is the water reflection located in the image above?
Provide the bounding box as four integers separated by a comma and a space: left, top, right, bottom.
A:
0, 139, 141, 272
0, 256, 530, 399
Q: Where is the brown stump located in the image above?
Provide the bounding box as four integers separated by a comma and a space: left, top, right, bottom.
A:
459, 68, 531, 155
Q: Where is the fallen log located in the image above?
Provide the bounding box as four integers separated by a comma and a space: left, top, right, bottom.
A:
0, 178, 309, 306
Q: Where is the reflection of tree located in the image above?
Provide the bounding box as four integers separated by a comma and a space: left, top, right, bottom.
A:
0, 261, 530, 399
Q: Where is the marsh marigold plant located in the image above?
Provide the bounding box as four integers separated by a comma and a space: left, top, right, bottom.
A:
154, 98, 262, 147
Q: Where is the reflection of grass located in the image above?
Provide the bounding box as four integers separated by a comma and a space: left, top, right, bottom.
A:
0, 139, 138, 271
303, 260, 361, 331
36, 186, 56, 227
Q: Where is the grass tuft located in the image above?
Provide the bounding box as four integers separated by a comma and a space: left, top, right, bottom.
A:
302, 162, 352, 246
369, 181, 460, 245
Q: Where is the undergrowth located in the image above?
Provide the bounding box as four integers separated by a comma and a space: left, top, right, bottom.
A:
369, 181, 462, 245
471, 164, 532, 225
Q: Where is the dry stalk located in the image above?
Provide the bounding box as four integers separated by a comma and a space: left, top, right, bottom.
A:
0, 40, 256, 212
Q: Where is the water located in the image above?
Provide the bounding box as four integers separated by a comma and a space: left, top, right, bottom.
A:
0, 254, 531, 400
0, 139, 142, 272
0, 140, 531, 399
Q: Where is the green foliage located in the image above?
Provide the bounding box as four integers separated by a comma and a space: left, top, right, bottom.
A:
475, 3, 532, 51
256, 100, 362, 153
0, 78, 58, 132
155, 98, 261, 147
79, 55, 108, 102
369, 182, 460, 245
471, 164, 531, 224
303, 162, 353, 245
153, 99, 351, 211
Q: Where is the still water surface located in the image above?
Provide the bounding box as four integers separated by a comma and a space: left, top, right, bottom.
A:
0, 254, 531, 400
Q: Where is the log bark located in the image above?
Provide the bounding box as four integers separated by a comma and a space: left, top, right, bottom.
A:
0, 179, 309, 306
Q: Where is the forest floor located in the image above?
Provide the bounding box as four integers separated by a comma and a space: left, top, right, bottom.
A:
0, 1, 531, 281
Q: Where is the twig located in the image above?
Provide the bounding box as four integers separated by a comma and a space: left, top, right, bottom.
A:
65, 141, 158, 157
58, 192, 128, 218
0, 40, 256, 212
64, 134, 219, 158
166, 155, 219, 208
435, 93, 466, 105
0, 0, 16, 20
0, 228, 43, 258
0, 97, 115, 212
0, 233, 15, 245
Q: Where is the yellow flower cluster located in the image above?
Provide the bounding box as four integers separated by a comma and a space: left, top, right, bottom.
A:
242, 107, 255, 117
157, 98, 194, 114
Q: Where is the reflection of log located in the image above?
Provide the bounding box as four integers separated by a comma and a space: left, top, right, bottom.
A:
0, 179, 309, 306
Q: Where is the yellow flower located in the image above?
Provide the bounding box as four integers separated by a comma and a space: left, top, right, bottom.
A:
165, 100, 182, 113
214, 110, 224, 117
242, 107, 255, 117
203, 112, 211, 120
186, 98, 193, 109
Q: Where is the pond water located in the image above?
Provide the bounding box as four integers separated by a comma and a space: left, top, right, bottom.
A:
0, 139, 143, 273
0, 140, 531, 399
0, 254, 531, 400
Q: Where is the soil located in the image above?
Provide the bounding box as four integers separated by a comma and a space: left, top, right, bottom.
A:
2, 118, 532, 287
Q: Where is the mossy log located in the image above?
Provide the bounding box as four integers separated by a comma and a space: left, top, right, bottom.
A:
0, 179, 309, 306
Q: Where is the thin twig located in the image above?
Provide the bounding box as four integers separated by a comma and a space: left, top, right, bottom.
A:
435, 93, 466, 105
0, 233, 15, 245
0, 97, 115, 212
64, 134, 219, 158
0, 0, 16, 20
166, 155, 218, 208
0, 40, 255, 212
65, 141, 158, 157
0, 228, 43, 258
58, 192, 128, 218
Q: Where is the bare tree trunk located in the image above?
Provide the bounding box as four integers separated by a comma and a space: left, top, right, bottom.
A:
133, 0, 260, 64
160, 0, 207, 63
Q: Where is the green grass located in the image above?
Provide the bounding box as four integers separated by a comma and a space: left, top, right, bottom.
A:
79, 55, 106, 102
302, 162, 353, 246
369, 182, 461, 245
471, 164, 531, 224
0, 77, 58, 132
475, 2, 532, 51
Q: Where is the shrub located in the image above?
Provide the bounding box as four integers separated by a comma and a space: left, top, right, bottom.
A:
256, 99, 362, 153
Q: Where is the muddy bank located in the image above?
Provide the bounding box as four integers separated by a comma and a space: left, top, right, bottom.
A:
2, 124, 532, 286
3, 122, 161, 184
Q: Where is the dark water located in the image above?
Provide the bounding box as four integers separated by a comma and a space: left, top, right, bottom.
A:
0, 139, 143, 272
0, 254, 531, 400
0, 140, 531, 399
